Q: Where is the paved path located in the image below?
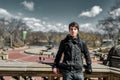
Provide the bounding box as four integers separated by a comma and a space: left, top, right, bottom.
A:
7, 47, 54, 63
6, 47, 101, 64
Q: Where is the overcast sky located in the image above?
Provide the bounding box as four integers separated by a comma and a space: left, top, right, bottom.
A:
0, 0, 118, 32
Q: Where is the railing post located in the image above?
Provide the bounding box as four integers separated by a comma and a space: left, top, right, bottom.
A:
107, 74, 111, 80
19, 76, 24, 80
48, 75, 54, 80
57, 77, 61, 80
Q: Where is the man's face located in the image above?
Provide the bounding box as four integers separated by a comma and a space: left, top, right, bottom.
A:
69, 26, 78, 37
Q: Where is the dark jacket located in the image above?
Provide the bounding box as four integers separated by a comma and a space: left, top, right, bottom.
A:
53, 34, 91, 72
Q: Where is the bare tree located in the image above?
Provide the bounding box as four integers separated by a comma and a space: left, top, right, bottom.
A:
0, 18, 30, 47
97, 0, 120, 45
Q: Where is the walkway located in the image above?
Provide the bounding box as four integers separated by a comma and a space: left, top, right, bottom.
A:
7, 46, 54, 63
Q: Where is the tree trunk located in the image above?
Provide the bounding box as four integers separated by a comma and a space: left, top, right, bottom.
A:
10, 35, 13, 47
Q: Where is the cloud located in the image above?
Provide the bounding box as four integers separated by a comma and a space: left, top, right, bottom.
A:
42, 21, 46, 25
34, 23, 43, 27
110, 8, 120, 17
79, 6, 103, 17
23, 17, 98, 33
23, 17, 41, 22
56, 23, 62, 27
17, 17, 100, 33
22, 17, 68, 32
45, 23, 65, 32
21, 1, 34, 11
23, 17, 42, 31
54, 23, 68, 32
0, 8, 12, 17
80, 23, 105, 33
80, 23, 97, 32
18, 12, 23, 16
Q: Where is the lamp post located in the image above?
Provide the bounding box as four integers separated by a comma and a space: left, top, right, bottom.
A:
22, 31, 27, 45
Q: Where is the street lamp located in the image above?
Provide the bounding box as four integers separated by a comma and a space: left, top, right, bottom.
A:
22, 30, 27, 45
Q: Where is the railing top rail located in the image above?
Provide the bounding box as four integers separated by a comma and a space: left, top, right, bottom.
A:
0, 61, 51, 71
110, 67, 120, 74
0, 61, 110, 72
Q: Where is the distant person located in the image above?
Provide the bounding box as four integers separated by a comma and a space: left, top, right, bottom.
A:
107, 39, 120, 66
39, 57, 41, 62
52, 22, 92, 80
0, 76, 4, 80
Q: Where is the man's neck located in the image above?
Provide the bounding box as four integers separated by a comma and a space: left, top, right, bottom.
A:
71, 36, 77, 39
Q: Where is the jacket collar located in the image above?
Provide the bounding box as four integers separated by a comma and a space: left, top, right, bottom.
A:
65, 34, 80, 44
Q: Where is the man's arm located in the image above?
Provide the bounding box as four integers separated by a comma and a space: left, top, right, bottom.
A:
107, 46, 115, 61
53, 40, 64, 68
82, 41, 91, 65
82, 41, 92, 74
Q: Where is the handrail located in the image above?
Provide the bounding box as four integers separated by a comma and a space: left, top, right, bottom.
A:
0, 61, 119, 80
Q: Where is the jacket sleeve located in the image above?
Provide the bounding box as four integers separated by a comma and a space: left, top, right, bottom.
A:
107, 46, 115, 61
53, 40, 64, 68
82, 41, 91, 65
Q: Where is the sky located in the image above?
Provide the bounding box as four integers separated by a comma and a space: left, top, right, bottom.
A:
0, 0, 119, 32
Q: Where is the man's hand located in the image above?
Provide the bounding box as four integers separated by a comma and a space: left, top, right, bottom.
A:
84, 65, 92, 74
53, 67, 59, 74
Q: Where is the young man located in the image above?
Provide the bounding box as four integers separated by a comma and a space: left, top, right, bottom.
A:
53, 22, 92, 80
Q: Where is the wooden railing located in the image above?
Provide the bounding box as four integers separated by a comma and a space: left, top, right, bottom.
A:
0, 61, 119, 80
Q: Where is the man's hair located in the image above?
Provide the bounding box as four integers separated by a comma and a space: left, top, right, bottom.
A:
69, 22, 79, 31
